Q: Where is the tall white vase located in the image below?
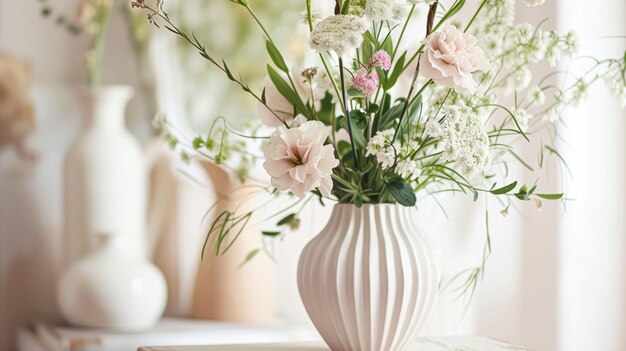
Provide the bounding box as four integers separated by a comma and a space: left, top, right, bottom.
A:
59, 85, 167, 330
297, 204, 442, 351
63, 85, 148, 264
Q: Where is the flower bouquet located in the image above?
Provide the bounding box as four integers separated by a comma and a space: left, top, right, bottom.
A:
133, 0, 625, 349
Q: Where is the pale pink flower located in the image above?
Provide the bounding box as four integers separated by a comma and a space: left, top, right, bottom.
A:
353, 71, 379, 97
263, 120, 339, 198
369, 50, 392, 70
419, 25, 490, 93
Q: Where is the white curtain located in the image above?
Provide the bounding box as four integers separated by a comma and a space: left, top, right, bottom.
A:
556, 0, 626, 350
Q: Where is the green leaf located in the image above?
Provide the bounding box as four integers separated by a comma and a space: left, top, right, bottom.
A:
267, 65, 309, 118
367, 103, 379, 113
223, 60, 235, 81
277, 213, 296, 226
238, 249, 261, 268
536, 193, 564, 200
514, 184, 530, 201
354, 196, 363, 208
491, 181, 518, 195
262, 231, 281, 237
340, 0, 351, 15
383, 51, 407, 90
386, 180, 417, 207
399, 96, 422, 140
265, 40, 289, 73
348, 88, 366, 97
381, 36, 393, 57
433, 0, 466, 33
361, 35, 374, 65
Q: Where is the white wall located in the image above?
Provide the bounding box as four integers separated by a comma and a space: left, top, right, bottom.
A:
1, 1, 83, 350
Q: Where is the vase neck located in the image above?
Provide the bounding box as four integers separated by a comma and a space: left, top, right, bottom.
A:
328, 204, 420, 236
332, 203, 415, 218
83, 86, 134, 130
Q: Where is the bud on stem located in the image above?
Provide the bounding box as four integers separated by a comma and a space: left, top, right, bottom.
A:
426, 1, 439, 36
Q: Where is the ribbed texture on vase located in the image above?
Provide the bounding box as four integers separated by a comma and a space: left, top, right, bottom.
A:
298, 204, 441, 351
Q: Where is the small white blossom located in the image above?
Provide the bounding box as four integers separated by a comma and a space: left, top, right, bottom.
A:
529, 87, 546, 105
544, 107, 560, 123
605, 62, 626, 107
364, 0, 393, 21
310, 15, 368, 56
504, 66, 532, 95
514, 108, 533, 131
366, 129, 423, 179
545, 31, 579, 67
366, 129, 396, 169
390, 1, 409, 22
396, 159, 421, 179
567, 78, 589, 106
426, 105, 491, 178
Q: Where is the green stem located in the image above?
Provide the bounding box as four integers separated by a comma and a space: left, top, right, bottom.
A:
392, 53, 430, 143
244, 4, 302, 105
464, 0, 488, 33
245, 5, 274, 43
305, 0, 313, 31
320, 53, 345, 112
391, 5, 416, 61
339, 57, 361, 170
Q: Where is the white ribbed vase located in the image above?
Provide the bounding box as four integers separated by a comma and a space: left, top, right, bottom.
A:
297, 204, 442, 351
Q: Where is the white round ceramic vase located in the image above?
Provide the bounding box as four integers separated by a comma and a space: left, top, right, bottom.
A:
298, 204, 442, 351
57, 234, 167, 331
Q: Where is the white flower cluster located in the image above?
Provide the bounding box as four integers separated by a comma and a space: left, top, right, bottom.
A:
472, 1, 579, 97
514, 108, 533, 131
605, 61, 626, 108
310, 15, 368, 56
366, 129, 396, 169
364, 0, 393, 21
426, 105, 491, 178
366, 129, 422, 179
345, 0, 407, 22
424, 85, 496, 121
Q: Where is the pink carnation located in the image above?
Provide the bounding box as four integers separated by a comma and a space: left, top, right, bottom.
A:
353, 71, 379, 97
419, 25, 490, 93
369, 50, 392, 70
263, 119, 339, 198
